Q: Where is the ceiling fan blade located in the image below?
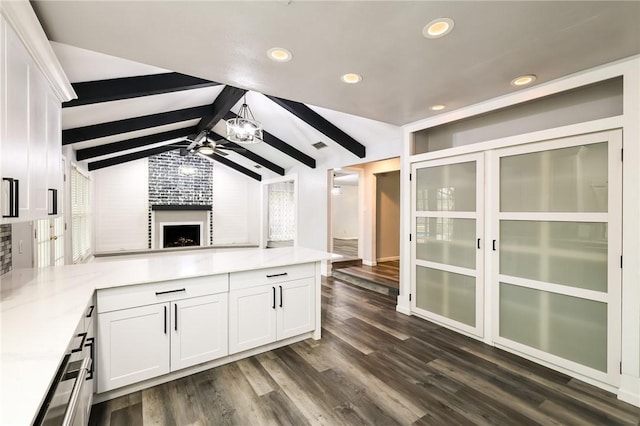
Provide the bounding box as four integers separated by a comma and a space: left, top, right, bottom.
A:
218, 146, 246, 153
213, 149, 229, 157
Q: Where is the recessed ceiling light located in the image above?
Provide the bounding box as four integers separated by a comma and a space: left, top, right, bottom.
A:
423, 18, 455, 39
267, 47, 292, 62
511, 74, 537, 87
341, 73, 362, 84
431, 104, 446, 111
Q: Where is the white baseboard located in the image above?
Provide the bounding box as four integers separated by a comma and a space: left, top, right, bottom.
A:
362, 260, 377, 266
377, 256, 399, 262
618, 375, 640, 407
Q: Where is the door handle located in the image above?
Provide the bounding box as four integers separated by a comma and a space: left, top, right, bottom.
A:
477, 238, 481, 249
272, 287, 276, 309
493, 240, 497, 251
279, 285, 283, 308
175, 303, 178, 331
164, 306, 167, 334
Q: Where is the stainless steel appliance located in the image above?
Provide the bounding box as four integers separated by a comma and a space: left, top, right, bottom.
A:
34, 305, 95, 426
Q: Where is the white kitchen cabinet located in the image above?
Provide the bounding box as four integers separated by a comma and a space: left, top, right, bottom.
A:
97, 303, 170, 393
97, 292, 229, 392
229, 277, 315, 354
170, 293, 228, 371
0, 15, 65, 223
278, 278, 315, 340
228, 285, 278, 354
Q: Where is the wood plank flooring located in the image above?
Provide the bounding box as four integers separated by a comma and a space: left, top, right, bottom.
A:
89, 276, 640, 426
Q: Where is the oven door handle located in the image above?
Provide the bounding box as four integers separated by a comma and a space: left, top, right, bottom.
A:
61, 357, 91, 426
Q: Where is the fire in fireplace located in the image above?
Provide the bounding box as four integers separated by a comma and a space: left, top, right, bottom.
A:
162, 224, 201, 248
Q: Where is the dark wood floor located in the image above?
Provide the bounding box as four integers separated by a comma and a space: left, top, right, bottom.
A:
90, 277, 640, 425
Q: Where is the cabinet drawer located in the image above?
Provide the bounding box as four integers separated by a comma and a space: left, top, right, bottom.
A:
230, 262, 315, 291
97, 274, 228, 313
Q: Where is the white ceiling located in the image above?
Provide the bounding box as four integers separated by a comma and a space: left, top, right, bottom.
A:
33, 1, 640, 126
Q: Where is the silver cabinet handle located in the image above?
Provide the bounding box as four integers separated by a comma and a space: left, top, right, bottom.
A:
61, 357, 91, 426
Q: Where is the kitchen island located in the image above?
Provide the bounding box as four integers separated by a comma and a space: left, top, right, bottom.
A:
0, 246, 332, 425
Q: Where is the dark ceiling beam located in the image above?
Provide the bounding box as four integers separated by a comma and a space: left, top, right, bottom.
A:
88, 144, 178, 171
87, 139, 263, 181
63, 72, 219, 108
224, 112, 316, 169
62, 105, 210, 145
206, 154, 262, 181
76, 127, 196, 161
266, 95, 366, 158
197, 86, 247, 133
210, 131, 285, 176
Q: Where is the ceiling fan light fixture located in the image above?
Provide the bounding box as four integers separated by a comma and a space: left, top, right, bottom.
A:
197, 143, 215, 155
226, 96, 263, 144
423, 18, 454, 39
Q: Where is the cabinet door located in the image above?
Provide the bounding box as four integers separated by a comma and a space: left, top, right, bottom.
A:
2, 25, 30, 220
229, 286, 277, 354
277, 278, 315, 340
97, 304, 169, 392
29, 67, 48, 219
46, 90, 62, 207
170, 294, 228, 371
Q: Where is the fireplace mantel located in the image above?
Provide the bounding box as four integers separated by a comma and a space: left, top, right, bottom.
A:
151, 205, 212, 211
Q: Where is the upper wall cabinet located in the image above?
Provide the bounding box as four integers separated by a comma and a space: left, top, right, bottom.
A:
0, 9, 74, 223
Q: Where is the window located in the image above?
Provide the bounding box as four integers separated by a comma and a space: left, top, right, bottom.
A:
267, 180, 295, 245
71, 167, 91, 262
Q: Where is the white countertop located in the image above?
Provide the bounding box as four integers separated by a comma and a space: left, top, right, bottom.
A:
0, 246, 333, 426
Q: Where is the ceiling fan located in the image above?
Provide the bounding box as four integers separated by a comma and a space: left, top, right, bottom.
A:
174, 131, 246, 158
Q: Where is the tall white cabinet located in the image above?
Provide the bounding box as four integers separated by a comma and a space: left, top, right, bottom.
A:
0, 5, 75, 223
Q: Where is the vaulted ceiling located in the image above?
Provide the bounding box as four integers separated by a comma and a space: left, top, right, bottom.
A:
51, 43, 400, 181
31, 1, 640, 180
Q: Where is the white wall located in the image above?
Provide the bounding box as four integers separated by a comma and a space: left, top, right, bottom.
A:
93, 159, 149, 253
212, 164, 260, 245
331, 184, 358, 239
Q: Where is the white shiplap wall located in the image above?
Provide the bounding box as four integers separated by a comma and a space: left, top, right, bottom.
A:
212, 165, 261, 245
93, 159, 149, 253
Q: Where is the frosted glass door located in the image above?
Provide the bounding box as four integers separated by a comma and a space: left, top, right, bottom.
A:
412, 153, 484, 337
493, 130, 621, 386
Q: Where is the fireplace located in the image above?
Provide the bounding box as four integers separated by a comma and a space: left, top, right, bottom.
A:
152, 205, 211, 249
162, 224, 201, 248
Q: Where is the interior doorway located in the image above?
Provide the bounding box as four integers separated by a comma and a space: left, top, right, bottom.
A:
330, 169, 360, 260
375, 170, 400, 263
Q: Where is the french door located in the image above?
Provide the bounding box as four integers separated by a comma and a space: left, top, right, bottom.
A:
411, 153, 485, 337
492, 130, 622, 386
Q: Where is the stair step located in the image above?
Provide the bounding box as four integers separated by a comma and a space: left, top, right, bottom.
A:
332, 268, 399, 297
